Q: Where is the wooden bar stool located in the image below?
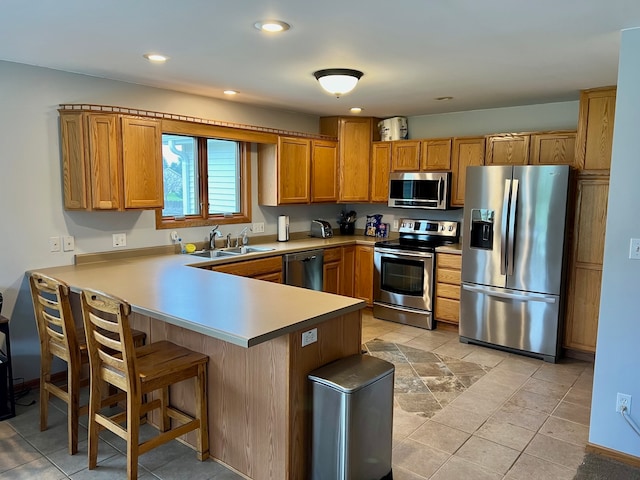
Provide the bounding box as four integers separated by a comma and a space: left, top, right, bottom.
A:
29, 273, 146, 455
80, 288, 209, 480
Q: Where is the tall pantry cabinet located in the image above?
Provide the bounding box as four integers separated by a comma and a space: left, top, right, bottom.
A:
563, 86, 616, 354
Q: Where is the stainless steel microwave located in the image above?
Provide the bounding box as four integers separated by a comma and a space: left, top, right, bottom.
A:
388, 171, 451, 209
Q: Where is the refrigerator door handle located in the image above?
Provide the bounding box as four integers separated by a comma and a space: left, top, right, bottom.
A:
507, 179, 519, 276
462, 284, 557, 304
500, 179, 511, 275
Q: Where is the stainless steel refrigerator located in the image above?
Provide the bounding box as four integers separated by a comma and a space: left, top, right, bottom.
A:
460, 165, 570, 363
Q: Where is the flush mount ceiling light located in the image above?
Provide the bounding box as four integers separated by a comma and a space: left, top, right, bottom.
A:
254, 20, 290, 32
143, 53, 168, 63
350, 107, 363, 113
313, 69, 363, 97
223, 90, 238, 95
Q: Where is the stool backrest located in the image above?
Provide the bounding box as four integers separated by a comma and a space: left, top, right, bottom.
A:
29, 273, 80, 365
80, 289, 139, 394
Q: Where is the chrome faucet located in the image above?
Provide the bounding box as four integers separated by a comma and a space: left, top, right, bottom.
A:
237, 226, 249, 247
226, 233, 233, 248
209, 226, 222, 250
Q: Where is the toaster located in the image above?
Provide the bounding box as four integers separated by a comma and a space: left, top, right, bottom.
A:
310, 220, 333, 238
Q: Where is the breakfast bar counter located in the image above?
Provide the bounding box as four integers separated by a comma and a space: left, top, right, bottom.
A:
30, 251, 365, 479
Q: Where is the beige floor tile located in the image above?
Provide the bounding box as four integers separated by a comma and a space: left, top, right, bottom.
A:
552, 400, 591, 426
504, 453, 574, 480
491, 403, 548, 432
396, 324, 431, 338
491, 355, 542, 376
532, 366, 580, 387
408, 420, 470, 454
449, 390, 504, 417
433, 340, 479, 360
392, 438, 450, 478
506, 389, 561, 414
481, 368, 531, 389
462, 348, 509, 368
378, 331, 418, 345
393, 407, 428, 440
524, 433, 586, 470
521, 376, 571, 400
405, 335, 450, 352
430, 456, 503, 480
0, 429, 42, 473
573, 371, 595, 391
391, 466, 429, 480
539, 416, 589, 446
474, 417, 536, 451
430, 405, 488, 434
454, 436, 520, 474
466, 377, 519, 402
0, 456, 67, 480
564, 386, 593, 406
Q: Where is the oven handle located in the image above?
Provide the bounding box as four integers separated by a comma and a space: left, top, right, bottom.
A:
438, 177, 444, 206
375, 248, 433, 259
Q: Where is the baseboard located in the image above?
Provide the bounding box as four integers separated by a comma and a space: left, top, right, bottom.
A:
563, 348, 595, 363
586, 442, 640, 468
15, 371, 67, 394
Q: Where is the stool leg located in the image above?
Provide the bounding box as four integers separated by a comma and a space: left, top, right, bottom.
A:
39, 354, 51, 432
160, 386, 170, 432
195, 364, 209, 461
68, 361, 80, 455
87, 375, 102, 470
126, 393, 141, 480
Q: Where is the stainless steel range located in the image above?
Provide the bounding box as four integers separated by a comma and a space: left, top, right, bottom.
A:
373, 219, 459, 329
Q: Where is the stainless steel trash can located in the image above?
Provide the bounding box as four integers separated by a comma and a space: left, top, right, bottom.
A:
308, 354, 394, 480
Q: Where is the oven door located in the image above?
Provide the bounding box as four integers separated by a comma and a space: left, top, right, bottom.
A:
374, 247, 433, 311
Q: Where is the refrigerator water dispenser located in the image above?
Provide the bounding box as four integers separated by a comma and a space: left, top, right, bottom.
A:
469, 209, 494, 250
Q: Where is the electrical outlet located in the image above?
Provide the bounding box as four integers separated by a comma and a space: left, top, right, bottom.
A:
62, 235, 75, 252
112, 233, 127, 248
393, 220, 399, 231
170, 231, 179, 242
49, 236, 61, 252
252, 222, 265, 233
629, 238, 640, 259
301, 328, 318, 347
616, 393, 632, 413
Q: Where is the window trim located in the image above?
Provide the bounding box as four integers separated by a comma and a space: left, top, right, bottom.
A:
155, 132, 251, 230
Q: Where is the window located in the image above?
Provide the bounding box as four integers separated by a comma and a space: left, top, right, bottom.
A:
156, 132, 251, 229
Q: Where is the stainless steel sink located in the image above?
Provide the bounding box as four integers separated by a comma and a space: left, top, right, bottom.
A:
187, 246, 275, 259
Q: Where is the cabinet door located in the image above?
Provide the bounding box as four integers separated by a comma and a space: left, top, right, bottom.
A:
60, 112, 88, 210
370, 142, 391, 202
121, 117, 163, 209
576, 87, 616, 171
485, 134, 530, 165
311, 140, 337, 202
253, 271, 282, 283
451, 137, 485, 207
279, 137, 311, 204
530, 132, 576, 166
323, 261, 341, 294
341, 245, 355, 297
564, 175, 609, 352
354, 246, 374, 306
421, 138, 452, 170
391, 140, 421, 171
338, 118, 372, 202
87, 114, 122, 210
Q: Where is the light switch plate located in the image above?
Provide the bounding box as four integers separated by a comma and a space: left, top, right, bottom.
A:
49, 236, 60, 252
252, 222, 265, 233
301, 328, 318, 347
112, 233, 127, 248
629, 238, 640, 259
62, 235, 75, 252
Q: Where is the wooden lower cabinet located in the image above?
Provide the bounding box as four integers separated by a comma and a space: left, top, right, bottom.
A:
354, 245, 374, 306
210, 256, 282, 282
435, 253, 462, 324
341, 245, 355, 297
323, 247, 342, 294
564, 175, 609, 353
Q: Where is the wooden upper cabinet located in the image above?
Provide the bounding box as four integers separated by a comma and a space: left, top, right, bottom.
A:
421, 138, 452, 170
320, 116, 375, 202
121, 116, 163, 209
451, 137, 485, 207
60, 111, 163, 211
575, 86, 616, 171
391, 140, 421, 171
259, 136, 311, 205
310, 139, 338, 203
485, 134, 530, 165
530, 132, 576, 166
370, 142, 391, 202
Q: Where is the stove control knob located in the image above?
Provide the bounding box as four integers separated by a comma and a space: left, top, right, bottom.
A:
448, 226, 453, 231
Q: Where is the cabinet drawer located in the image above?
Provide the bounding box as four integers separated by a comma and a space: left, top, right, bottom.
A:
436, 283, 460, 301
323, 247, 342, 264
212, 255, 282, 277
437, 253, 461, 270
435, 297, 460, 323
437, 268, 461, 285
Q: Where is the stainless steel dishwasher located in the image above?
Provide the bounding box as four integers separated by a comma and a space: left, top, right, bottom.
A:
283, 249, 324, 291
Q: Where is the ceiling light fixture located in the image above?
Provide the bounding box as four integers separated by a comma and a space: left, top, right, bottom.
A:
313, 69, 363, 97
350, 107, 363, 113
254, 20, 290, 33
143, 53, 168, 63
223, 90, 238, 95
435, 96, 454, 101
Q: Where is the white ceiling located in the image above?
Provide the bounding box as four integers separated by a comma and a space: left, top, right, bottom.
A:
2, 0, 640, 118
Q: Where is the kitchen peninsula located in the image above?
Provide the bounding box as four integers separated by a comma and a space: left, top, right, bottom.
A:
29, 250, 365, 480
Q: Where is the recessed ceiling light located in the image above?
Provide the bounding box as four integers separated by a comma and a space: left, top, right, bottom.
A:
350, 107, 363, 113
223, 90, 238, 95
143, 53, 168, 63
435, 96, 454, 101
254, 20, 291, 33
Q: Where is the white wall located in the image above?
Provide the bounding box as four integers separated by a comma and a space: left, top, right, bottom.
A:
589, 27, 640, 457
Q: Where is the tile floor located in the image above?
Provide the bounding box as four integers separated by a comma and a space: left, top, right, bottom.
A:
0, 311, 593, 479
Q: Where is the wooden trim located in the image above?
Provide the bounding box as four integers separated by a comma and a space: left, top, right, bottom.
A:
562, 348, 595, 363
586, 443, 640, 468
